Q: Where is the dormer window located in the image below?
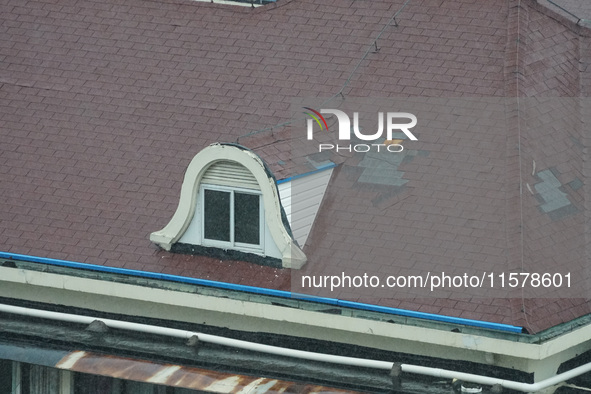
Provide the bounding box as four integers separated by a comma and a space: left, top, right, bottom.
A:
150, 143, 307, 269
202, 186, 263, 251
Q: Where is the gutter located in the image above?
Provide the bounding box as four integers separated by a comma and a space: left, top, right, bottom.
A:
0, 303, 588, 393
0, 251, 523, 333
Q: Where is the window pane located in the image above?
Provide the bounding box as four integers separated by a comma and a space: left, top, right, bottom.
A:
203, 189, 230, 242
234, 193, 260, 245
0, 360, 11, 393
126, 380, 155, 394
74, 373, 115, 394
29, 365, 59, 394
174, 388, 201, 394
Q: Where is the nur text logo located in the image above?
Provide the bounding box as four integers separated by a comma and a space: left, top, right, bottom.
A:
304, 108, 417, 152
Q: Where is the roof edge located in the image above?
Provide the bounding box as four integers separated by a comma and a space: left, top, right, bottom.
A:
0, 251, 523, 334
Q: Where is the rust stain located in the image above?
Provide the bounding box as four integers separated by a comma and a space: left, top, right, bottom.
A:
55, 350, 363, 393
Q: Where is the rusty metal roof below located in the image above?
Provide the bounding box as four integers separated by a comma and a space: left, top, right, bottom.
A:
55, 350, 363, 394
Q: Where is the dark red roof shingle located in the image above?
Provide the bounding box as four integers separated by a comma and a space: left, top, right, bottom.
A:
1, 0, 590, 333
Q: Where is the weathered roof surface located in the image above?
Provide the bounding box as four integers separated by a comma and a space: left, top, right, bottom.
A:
541, 0, 591, 24
1, 0, 589, 333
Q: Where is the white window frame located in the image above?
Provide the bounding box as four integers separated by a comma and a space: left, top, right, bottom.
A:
200, 184, 264, 253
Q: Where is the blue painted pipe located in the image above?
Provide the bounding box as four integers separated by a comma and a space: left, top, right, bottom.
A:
0, 251, 523, 333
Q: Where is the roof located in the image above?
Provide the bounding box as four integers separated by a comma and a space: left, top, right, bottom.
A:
0, 0, 589, 334
542, 0, 591, 24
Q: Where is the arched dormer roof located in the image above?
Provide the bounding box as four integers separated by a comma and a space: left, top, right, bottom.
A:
150, 143, 306, 269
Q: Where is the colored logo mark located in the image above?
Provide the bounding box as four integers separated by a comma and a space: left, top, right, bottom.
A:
303, 107, 328, 132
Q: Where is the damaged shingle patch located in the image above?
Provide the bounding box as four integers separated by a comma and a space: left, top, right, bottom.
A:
534, 169, 571, 213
